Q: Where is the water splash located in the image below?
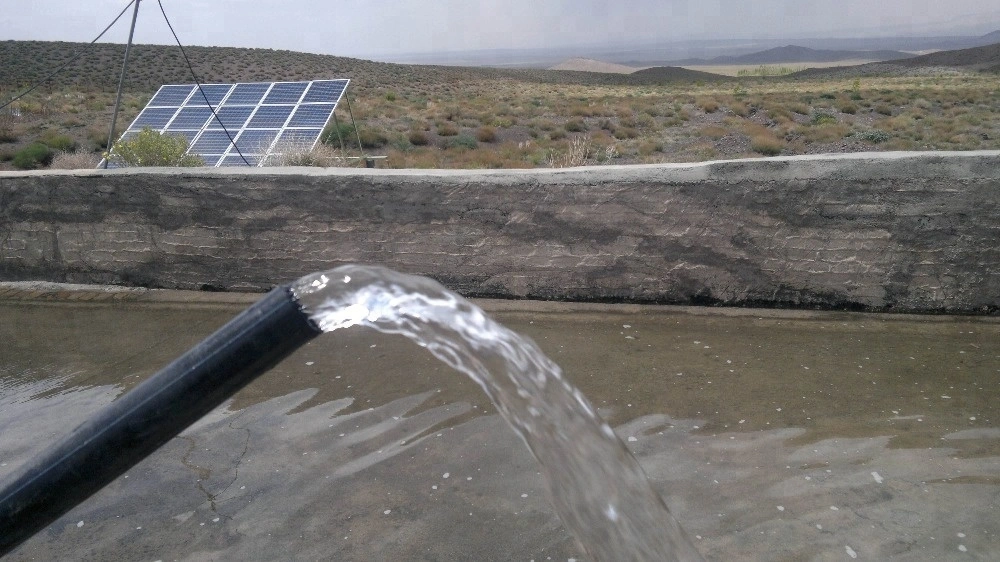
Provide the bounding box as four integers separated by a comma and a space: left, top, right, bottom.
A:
291, 265, 703, 561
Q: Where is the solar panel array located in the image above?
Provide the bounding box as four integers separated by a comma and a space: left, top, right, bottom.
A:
111, 79, 349, 167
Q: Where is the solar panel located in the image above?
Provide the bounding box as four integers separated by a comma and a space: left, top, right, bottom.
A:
107, 79, 349, 167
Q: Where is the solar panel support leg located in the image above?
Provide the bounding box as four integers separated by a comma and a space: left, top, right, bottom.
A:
104, 0, 141, 168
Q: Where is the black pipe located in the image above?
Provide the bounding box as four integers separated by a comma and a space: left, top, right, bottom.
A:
0, 285, 321, 556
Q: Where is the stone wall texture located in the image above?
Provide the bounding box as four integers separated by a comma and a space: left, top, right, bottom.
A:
1, 151, 998, 313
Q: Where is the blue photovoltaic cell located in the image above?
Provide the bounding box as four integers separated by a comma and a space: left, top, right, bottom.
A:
225, 83, 271, 105
129, 107, 178, 130
262, 82, 308, 104
220, 154, 261, 167
275, 128, 322, 147
166, 130, 199, 143
112, 79, 349, 167
302, 80, 348, 103
287, 104, 335, 127
198, 155, 224, 167
166, 106, 214, 129
183, 84, 234, 107
247, 105, 294, 128
191, 130, 237, 153
148, 85, 194, 106
235, 130, 278, 153
206, 106, 254, 130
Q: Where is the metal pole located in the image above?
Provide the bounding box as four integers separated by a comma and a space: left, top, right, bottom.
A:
104, 0, 141, 168
330, 111, 346, 153
343, 93, 365, 165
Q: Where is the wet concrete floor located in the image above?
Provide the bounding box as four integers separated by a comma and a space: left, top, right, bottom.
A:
1, 284, 998, 561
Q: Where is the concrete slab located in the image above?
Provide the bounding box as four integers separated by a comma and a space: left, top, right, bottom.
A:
1, 286, 999, 560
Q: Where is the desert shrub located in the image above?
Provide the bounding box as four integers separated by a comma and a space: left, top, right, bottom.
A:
108, 128, 202, 167
837, 101, 858, 114
750, 134, 784, 156
787, 102, 810, 115
855, 129, 891, 144
811, 112, 837, 125
697, 97, 719, 113
701, 125, 728, 139
408, 129, 429, 145
874, 103, 894, 116
273, 144, 355, 167
476, 126, 497, 143
549, 129, 567, 141
437, 122, 459, 136
564, 118, 586, 132
12, 143, 54, 169
801, 123, 851, 143
357, 128, 388, 148
612, 126, 639, 140
444, 134, 477, 150
49, 151, 100, 169
637, 139, 663, 156
728, 101, 750, 117
321, 122, 355, 146
819, 93, 837, 100
41, 132, 77, 152
547, 136, 591, 168
0, 121, 18, 143
87, 125, 116, 149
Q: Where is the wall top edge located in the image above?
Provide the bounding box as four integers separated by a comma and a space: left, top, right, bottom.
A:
3, 150, 999, 182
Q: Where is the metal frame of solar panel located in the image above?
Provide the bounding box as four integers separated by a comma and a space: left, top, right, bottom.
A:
112, 79, 349, 167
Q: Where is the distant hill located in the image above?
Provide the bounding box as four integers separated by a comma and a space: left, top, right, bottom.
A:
549, 58, 639, 74
0, 40, 728, 96
789, 41, 1000, 78
627, 66, 728, 82
893, 41, 1000, 70
674, 45, 916, 65
980, 30, 1000, 44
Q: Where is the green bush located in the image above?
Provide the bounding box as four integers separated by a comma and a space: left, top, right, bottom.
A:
108, 128, 203, 167
12, 142, 53, 169
855, 129, 891, 144
444, 134, 477, 150
41, 132, 77, 152
811, 112, 837, 125
320, 122, 355, 146
357, 128, 388, 148
564, 119, 586, 132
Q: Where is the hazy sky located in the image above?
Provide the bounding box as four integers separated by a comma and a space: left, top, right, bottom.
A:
3, 1, 999, 60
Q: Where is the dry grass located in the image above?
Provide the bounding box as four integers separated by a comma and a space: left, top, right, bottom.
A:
48, 150, 100, 169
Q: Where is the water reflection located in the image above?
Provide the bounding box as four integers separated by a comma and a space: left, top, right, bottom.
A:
1, 296, 998, 560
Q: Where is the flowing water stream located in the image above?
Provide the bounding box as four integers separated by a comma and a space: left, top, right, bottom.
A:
291, 264, 704, 561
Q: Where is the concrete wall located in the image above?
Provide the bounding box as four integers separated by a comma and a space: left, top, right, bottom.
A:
1, 151, 998, 313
